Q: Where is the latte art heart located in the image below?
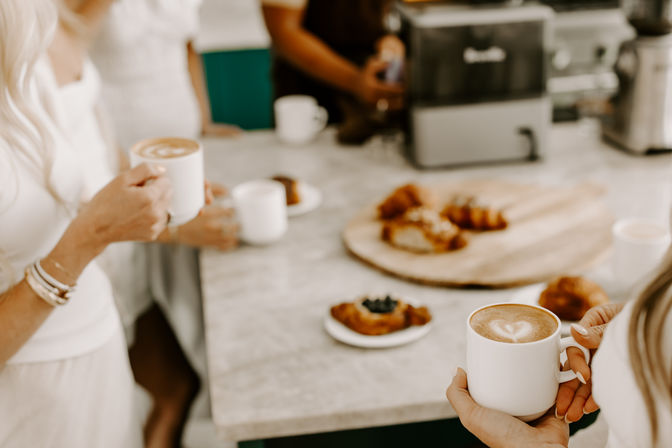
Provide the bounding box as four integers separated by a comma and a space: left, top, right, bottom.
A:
470, 304, 558, 343
489, 319, 533, 343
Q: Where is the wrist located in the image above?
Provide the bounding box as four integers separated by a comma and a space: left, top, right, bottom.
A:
157, 225, 180, 244
45, 220, 107, 285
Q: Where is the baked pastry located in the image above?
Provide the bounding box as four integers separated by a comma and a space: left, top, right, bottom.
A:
330, 295, 432, 336
441, 196, 507, 231
381, 207, 467, 253
538, 276, 609, 321
272, 175, 301, 205
378, 184, 438, 220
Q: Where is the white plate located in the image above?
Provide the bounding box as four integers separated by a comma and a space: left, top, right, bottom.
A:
508, 283, 573, 335
287, 182, 322, 217
324, 298, 432, 349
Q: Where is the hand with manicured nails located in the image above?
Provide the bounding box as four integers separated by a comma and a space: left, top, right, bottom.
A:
74, 163, 172, 248
446, 368, 569, 448
555, 302, 626, 423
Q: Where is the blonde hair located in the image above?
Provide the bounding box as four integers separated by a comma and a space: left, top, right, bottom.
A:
0, 0, 59, 194
629, 247, 672, 446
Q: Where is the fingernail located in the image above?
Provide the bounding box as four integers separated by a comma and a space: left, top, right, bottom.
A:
156, 165, 167, 173
576, 372, 587, 384
571, 323, 588, 336
564, 414, 573, 424
555, 407, 561, 419
452, 367, 459, 378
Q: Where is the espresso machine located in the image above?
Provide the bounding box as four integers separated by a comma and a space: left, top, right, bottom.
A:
602, 0, 672, 154
398, 1, 554, 168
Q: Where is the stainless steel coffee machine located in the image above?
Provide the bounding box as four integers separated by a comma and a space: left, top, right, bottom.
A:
602, 0, 672, 153
398, 2, 554, 168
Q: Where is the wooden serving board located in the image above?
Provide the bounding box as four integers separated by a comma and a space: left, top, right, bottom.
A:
343, 179, 613, 288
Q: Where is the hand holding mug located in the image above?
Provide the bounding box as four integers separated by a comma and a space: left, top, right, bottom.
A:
555, 302, 626, 422
75, 163, 172, 246
446, 368, 569, 448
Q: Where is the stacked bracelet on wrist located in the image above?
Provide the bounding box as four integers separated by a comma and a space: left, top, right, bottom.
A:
24, 259, 76, 307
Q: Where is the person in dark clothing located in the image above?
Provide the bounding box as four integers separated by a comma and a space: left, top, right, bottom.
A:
261, 0, 405, 144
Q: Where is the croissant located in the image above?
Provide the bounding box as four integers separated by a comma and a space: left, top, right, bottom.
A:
441, 196, 507, 231
378, 184, 438, 221
539, 276, 609, 321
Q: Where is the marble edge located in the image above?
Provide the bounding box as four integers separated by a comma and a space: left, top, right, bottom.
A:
214, 400, 457, 442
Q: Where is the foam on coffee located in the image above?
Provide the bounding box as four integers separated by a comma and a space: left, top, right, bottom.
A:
131, 137, 199, 160
470, 304, 557, 343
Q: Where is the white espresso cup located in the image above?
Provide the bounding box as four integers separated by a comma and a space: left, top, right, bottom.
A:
612, 218, 670, 288
232, 180, 288, 245
274, 95, 328, 144
129, 137, 204, 226
466, 302, 590, 421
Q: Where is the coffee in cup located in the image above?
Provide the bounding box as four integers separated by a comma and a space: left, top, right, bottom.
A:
469, 303, 557, 344
129, 137, 204, 226
467, 303, 590, 421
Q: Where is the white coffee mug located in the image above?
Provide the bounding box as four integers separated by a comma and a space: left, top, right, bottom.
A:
129, 137, 204, 226
232, 180, 288, 245
274, 95, 328, 144
466, 303, 590, 421
612, 218, 670, 288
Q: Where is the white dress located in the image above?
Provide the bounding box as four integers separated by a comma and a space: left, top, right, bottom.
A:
0, 58, 142, 448
591, 300, 672, 447
90, 0, 210, 417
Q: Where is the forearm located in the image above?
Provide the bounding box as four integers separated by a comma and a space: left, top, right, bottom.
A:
263, 7, 361, 96
0, 220, 104, 364
187, 42, 213, 131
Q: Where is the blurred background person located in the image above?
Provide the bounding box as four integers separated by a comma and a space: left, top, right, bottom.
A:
54, 1, 240, 445
0, 0, 173, 445
261, 0, 406, 145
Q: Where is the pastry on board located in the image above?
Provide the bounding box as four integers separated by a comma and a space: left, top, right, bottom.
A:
330, 295, 432, 336
377, 183, 438, 220
441, 196, 508, 231
381, 207, 467, 253
272, 175, 301, 205
538, 276, 609, 321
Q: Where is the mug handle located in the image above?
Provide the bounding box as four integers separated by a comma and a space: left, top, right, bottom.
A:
557, 337, 591, 383
314, 106, 328, 133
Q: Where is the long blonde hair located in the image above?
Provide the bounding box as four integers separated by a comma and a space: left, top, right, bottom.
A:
629, 247, 672, 446
0, 0, 59, 193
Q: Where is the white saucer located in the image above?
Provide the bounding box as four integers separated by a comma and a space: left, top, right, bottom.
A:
324, 298, 432, 349
508, 284, 573, 335
288, 182, 322, 217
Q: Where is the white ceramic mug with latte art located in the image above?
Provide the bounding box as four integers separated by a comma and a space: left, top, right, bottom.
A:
466, 303, 590, 421
129, 137, 204, 226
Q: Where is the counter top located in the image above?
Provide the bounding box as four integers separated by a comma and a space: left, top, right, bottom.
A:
200, 121, 672, 442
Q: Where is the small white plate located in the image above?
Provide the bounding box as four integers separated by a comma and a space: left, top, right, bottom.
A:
509, 284, 573, 335
287, 182, 322, 217
324, 299, 432, 349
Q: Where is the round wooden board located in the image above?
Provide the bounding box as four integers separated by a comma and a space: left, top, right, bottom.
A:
343, 180, 614, 288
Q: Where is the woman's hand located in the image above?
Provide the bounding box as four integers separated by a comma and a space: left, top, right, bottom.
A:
202, 122, 243, 138
172, 205, 239, 251
555, 302, 626, 423
354, 57, 405, 111
73, 163, 172, 249
446, 368, 569, 448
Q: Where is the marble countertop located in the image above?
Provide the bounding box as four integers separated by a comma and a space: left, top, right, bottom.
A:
200, 121, 672, 442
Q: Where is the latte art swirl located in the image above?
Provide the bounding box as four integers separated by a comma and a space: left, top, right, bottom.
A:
131, 137, 200, 160
470, 304, 557, 343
